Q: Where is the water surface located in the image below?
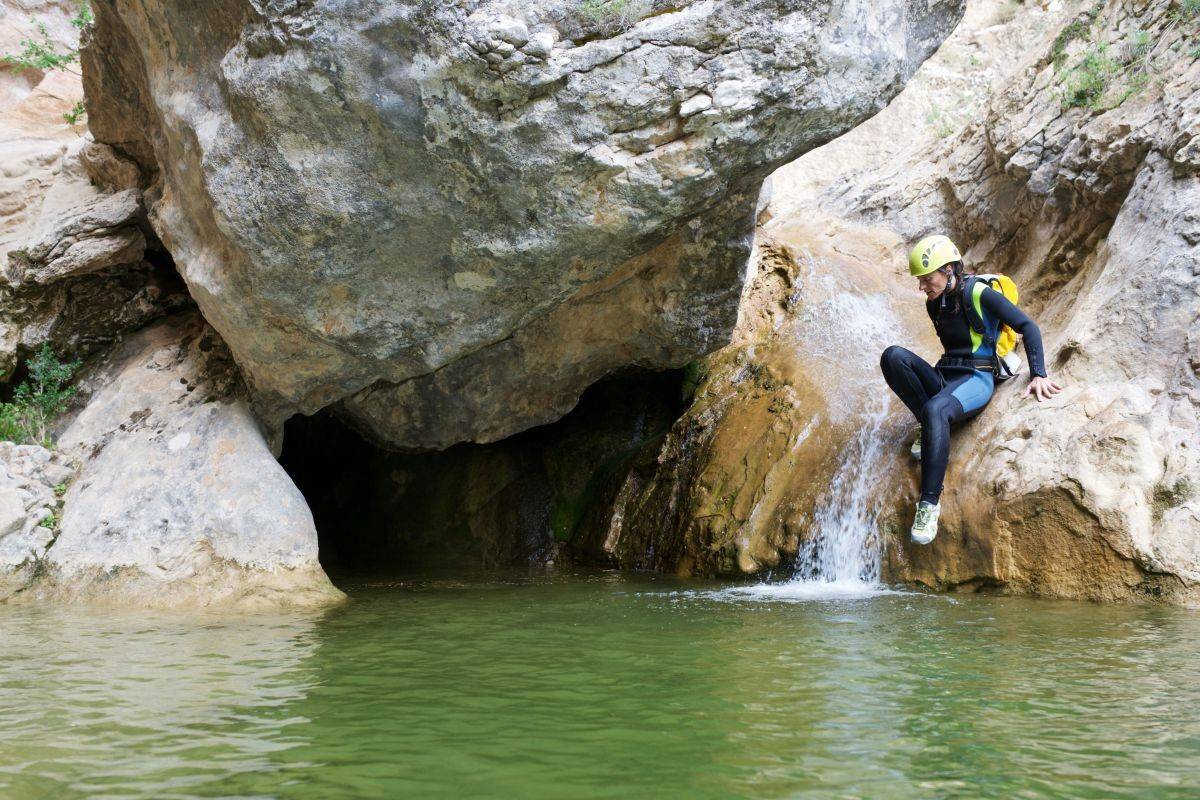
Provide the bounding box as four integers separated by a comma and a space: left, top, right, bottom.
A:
2, 572, 1199, 799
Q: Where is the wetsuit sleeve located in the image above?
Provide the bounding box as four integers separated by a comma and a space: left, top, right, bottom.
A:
979, 286, 1047, 377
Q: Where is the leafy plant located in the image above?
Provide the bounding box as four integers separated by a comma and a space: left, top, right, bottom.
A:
70, 0, 93, 29
579, 0, 650, 34
1061, 44, 1119, 108
0, 2, 91, 75
1, 21, 80, 74
0, 345, 82, 447
62, 99, 86, 126
39, 512, 59, 530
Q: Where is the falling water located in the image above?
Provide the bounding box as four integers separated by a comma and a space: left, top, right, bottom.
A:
727, 246, 910, 601
789, 394, 892, 587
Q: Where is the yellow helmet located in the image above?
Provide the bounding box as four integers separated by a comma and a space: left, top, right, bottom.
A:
908, 234, 962, 277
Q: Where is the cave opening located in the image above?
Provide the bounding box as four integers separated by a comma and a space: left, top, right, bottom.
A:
278, 367, 691, 585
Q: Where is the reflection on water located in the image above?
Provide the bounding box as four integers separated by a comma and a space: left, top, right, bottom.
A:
2, 572, 1200, 799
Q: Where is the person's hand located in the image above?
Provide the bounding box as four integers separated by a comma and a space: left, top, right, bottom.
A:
1022, 375, 1063, 402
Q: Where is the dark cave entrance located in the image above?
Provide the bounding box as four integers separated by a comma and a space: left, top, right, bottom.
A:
278, 368, 690, 584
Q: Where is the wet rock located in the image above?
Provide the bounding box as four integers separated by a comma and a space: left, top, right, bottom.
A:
82, 0, 964, 449
771, 0, 1200, 602
601, 216, 936, 575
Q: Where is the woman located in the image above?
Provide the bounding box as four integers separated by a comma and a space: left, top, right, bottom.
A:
880, 234, 1062, 545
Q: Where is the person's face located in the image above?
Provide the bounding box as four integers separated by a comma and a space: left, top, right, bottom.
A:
917, 268, 949, 301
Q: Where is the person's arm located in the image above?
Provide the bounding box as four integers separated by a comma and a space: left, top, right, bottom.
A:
978, 286, 1046, 377
977, 286, 1063, 401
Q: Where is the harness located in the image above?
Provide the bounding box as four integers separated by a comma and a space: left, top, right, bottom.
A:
936, 355, 995, 371
935, 276, 1015, 380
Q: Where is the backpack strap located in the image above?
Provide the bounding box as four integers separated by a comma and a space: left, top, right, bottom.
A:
961, 277, 987, 336
962, 276, 999, 367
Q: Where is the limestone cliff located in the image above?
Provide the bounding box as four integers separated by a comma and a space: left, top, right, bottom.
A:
0, 0, 964, 606
624, 0, 1200, 602
81, 0, 964, 450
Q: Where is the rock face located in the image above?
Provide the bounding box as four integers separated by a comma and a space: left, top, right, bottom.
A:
0, 442, 73, 597
599, 214, 936, 575
1, 2, 190, 377
1, 138, 192, 376
639, 0, 1200, 602
82, 0, 964, 449
10, 312, 342, 608
830, 0, 1200, 603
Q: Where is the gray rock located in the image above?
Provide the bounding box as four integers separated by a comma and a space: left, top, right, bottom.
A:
17, 313, 343, 609
83, 0, 964, 449
0, 440, 70, 596
0, 487, 26, 538
1, 138, 191, 378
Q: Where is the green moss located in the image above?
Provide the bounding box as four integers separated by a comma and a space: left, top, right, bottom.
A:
1152, 478, 1194, 524
680, 359, 707, 404
1051, 6, 1102, 70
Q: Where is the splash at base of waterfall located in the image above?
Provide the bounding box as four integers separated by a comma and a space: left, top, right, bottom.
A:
706, 579, 904, 603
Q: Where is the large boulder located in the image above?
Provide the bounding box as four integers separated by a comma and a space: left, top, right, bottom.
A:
81, 0, 964, 449
11, 312, 342, 608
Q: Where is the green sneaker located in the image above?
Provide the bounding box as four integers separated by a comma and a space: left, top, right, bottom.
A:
910, 501, 940, 545
909, 426, 922, 461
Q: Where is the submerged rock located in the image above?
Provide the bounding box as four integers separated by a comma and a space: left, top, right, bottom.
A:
82, 0, 964, 449
9, 313, 342, 609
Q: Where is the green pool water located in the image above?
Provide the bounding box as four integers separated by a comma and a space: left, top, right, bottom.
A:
2, 572, 1199, 799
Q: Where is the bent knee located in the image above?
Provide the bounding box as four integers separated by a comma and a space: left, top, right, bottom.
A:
880, 345, 907, 371
919, 395, 957, 425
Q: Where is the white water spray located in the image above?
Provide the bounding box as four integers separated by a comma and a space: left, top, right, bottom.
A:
726, 248, 910, 601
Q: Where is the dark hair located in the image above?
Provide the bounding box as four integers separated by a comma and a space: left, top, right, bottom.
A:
935, 261, 966, 318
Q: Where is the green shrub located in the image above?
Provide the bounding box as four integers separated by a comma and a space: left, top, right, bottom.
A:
1061, 43, 1119, 108
0, 345, 82, 447
579, 0, 650, 34
62, 99, 85, 126
1173, 0, 1200, 20
924, 104, 956, 138
70, 0, 93, 28
0, 2, 91, 75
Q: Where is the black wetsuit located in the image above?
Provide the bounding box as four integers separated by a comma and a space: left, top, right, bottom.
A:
880, 276, 1046, 504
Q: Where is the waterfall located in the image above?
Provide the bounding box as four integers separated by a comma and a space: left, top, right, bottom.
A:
728, 246, 910, 600
789, 394, 892, 586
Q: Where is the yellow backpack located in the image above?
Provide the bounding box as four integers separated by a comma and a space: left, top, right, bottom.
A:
965, 273, 1021, 377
